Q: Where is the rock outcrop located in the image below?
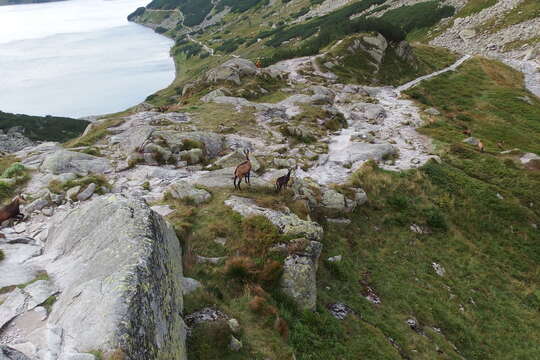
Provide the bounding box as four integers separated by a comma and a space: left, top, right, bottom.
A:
40, 150, 112, 176
0, 196, 187, 360
42, 195, 186, 359
224, 195, 323, 241
280, 238, 323, 310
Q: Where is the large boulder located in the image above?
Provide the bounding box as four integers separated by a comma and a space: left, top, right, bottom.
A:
155, 131, 225, 158
214, 150, 261, 171
280, 238, 322, 310
39, 195, 186, 359
40, 150, 112, 176
166, 181, 212, 204
205, 58, 259, 85
224, 196, 323, 241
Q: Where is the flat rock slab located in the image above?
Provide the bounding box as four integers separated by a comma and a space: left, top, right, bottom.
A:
38, 195, 186, 359
0, 243, 41, 288
224, 195, 323, 241
189, 168, 268, 188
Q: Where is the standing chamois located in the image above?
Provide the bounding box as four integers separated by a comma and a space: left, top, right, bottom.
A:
233, 149, 252, 190
276, 168, 293, 193
0, 195, 26, 225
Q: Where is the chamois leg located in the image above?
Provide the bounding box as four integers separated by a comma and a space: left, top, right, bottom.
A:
233, 176, 238, 190
237, 176, 242, 190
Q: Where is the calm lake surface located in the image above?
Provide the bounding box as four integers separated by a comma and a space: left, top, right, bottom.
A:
0, 0, 175, 118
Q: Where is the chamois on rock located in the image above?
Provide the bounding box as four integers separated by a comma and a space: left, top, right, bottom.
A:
233, 149, 252, 190
0, 195, 26, 226
276, 168, 293, 193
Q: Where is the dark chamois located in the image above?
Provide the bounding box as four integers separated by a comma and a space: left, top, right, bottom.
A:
0, 195, 26, 225
276, 168, 293, 193
233, 149, 252, 190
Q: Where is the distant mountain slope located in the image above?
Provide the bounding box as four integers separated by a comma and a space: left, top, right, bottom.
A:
0, 0, 64, 6
0, 111, 89, 143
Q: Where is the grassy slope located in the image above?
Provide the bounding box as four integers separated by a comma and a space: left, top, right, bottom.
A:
164, 57, 540, 359
126, 1, 540, 358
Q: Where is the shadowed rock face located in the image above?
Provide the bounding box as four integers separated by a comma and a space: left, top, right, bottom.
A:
41, 195, 186, 359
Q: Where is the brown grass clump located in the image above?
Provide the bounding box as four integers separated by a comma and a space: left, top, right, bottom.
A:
248, 296, 278, 316
224, 256, 256, 281
248, 296, 267, 313
105, 349, 127, 360
257, 260, 283, 286
274, 317, 289, 340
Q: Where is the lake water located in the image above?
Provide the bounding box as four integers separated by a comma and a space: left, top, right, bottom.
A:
0, 0, 175, 118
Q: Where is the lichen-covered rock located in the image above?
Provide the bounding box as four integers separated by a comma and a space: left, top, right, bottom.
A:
155, 130, 224, 158
178, 148, 204, 165
40, 150, 112, 176
204, 58, 258, 85
214, 150, 261, 171
166, 181, 212, 204
66, 186, 81, 201
280, 239, 322, 310
463, 137, 480, 146
224, 196, 323, 241
76, 183, 96, 202
40, 195, 186, 359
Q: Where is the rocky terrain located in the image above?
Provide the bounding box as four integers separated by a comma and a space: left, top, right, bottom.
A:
1, 0, 539, 359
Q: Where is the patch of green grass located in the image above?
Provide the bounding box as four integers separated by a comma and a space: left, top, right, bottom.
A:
48, 175, 111, 196
456, 0, 498, 18
42, 295, 57, 312
406, 57, 540, 154
0, 249, 4, 262
0, 158, 31, 203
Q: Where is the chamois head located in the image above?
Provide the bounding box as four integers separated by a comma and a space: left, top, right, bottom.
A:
243, 149, 250, 161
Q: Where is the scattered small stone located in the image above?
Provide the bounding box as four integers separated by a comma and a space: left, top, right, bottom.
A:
410, 224, 427, 234
228, 318, 241, 333
496, 193, 504, 200
182, 277, 202, 295
229, 336, 242, 352
326, 218, 351, 225
432, 262, 445, 277
462, 137, 479, 146
196, 255, 226, 265
66, 186, 81, 201
424, 107, 440, 116
77, 183, 96, 202
214, 237, 227, 246
327, 303, 354, 320
327, 255, 342, 263
406, 318, 423, 334
150, 205, 174, 217
185, 308, 228, 328
41, 207, 54, 217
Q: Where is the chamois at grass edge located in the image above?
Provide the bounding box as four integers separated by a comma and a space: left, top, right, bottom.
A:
276, 168, 293, 193
0, 194, 26, 225
233, 149, 252, 190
